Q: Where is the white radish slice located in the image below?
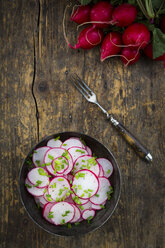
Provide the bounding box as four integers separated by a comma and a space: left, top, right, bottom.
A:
99, 165, 104, 177
48, 177, 71, 201
70, 204, 81, 223
85, 146, 92, 156
25, 178, 45, 197
43, 203, 54, 223
27, 168, 49, 188
82, 209, 95, 220
32, 147, 51, 167
50, 202, 75, 225
71, 193, 89, 205
90, 177, 111, 205
96, 158, 113, 178
51, 156, 69, 175
34, 195, 48, 208
67, 146, 88, 163
47, 139, 62, 148
77, 201, 92, 213
73, 155, 100, 177
72, 169, 99, 199
61, 137, 85, 150
44, 148, 73, 176
91, 201, 106, 210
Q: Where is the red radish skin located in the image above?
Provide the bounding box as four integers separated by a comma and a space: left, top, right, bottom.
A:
67, 25, 103, 50
101, 32, 122, 62
112, 4, 137, 27
121, 47, 140, 66
122, 23, 150, 49
90, 1, 114, 28
161, 15, 165, 34
71, 5, 92, 24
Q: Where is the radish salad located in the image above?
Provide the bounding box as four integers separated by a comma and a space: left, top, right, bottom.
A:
25, 136, 114, 226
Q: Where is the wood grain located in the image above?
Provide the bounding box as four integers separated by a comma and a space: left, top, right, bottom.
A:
0, 0, 164, 248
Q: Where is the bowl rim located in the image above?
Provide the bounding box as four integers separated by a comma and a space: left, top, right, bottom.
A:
19, 131, 122, 236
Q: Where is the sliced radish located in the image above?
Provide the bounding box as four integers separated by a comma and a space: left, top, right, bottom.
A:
99, 165, 104, 177
43, 189, 56, 203
48, 177, 71, 201
73, 155, 100, 176
96, 158, 113, 178
72, 192, 89, 205
67, 146, 88, 163
61, 137, 85, 150
82, 209, 95, 220
90, 177, 111, 205
50, 202, 75, 225
47, 138, 62, 148
27, 168, 49, 188
70, 204, 81, 223
32, 146, 51, 167
43, 202, 54, 223
44, 148, 73, 176
91, 201, 106, 210
72, 169, 99, 199
25, 178, 46, 197
34, 195, 48, 208
85, 146, 92, 156
51, 156, 69, 175
77, 201, 92, 213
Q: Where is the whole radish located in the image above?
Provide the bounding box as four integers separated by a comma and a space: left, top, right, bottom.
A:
161, 15, 165, 34
68, 25, 103, 50
121, 47, 140, 65
122, 23, 150, 49
144, 43, 165, 61
71, 5, 92, 24
101, 32, 122, 61
90, 1, 114, 28
112, 4, 137, 27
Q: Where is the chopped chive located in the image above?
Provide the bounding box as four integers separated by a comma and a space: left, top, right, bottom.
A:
78, 173, 85, 177
34, 180, 42, 187
107, 169, 110, 174
80, 137, 86, 146
59, 197, 62, 202
88, 189, 93, 192
58, 178, 64, 181
47, 175, 52, 178
67, 223, 72, 229
54, 183, 56, 188
43, 188, 47, 193
74, 188, 77, 193
69, 190, 73, 194
74, 222, 80, 226
87, 216, 93, 221
61, 164, 64, 169
100, 204, 105, 209
63, 196, 65, 201
75, 174, 79, 180
79, 205, 84, 210
37, 202, 40, 209
58, 157, 62, 160
71, 185, 76, 189
75, 149, 85, 154
88, 193, 91, 198
66, 192, 70, 196
38, 168, 47, 176
84, 190, 88, 194
51, 185, 54, 188
45, 162, 51, 166
78, 185, 82, 190
80, 193, 85, 198
62, 210, 70, 217
61, 219, 65, 225
35, 160, 40, 166
56, 197, 59, 202
64, 187, 68, 190
82, 160, 85, 162
58, 189, 64, 196
63, 144, 67, 146
75, 162, 79, 166
47, 212, 54, 219
33, 150, 37, 153
54, 136, 60, 141
25, 184, 32, 189
48, 154, 54, 160
95, 194, 99, 197
70, 180, 72, 184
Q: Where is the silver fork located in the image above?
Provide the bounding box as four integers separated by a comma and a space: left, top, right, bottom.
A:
68, 73, 152, 162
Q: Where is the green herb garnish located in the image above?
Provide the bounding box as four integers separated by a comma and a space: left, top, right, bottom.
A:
48, 154, 54, 160
25, 184, 32, 189
54, 136, 60, 141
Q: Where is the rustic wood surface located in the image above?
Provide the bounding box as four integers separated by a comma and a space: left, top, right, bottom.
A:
0, 0, 164, 248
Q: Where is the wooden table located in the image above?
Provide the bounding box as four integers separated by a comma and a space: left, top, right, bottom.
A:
0, 1, 164, 248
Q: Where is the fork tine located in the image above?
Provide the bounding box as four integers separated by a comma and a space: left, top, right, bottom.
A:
69, 74, 91, 97
72, 73, 93, 95
68, 75, 89, 100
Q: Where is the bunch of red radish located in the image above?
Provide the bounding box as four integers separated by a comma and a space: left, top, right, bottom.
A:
65, 1, 165, 66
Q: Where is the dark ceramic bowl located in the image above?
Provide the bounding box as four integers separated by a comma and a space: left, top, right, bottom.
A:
19, 132, 121, 236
